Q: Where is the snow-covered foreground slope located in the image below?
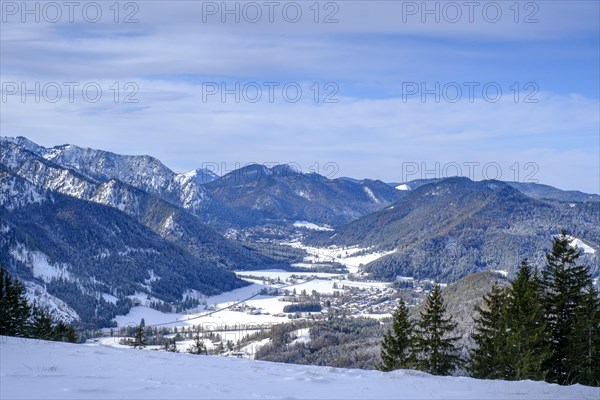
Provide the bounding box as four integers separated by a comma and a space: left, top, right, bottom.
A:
1, 338, 598, 400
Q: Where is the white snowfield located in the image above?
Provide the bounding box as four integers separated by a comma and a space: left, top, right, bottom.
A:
284, 242, 395, 274
1, 338, 598, 400
293, 221, 334, 231
568, 236, 596, 255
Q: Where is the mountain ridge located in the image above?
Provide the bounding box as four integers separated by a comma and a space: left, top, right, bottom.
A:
0, 139, 287, 271
309, 177, 599, 282
0, 167, 248, 327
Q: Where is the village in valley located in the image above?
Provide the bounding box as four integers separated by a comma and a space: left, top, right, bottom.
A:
94, 237, 443, 358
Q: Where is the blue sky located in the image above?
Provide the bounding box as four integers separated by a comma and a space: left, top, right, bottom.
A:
1, 1, 599, 192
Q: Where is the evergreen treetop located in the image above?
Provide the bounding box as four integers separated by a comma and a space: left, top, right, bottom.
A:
414, 285, 462, 376
541, 230, 594, 384
470, 284, 508, 379
500, 261, 550, 381
378, 299, 415, 371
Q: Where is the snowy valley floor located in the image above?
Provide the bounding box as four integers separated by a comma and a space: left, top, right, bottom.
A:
1, 338, 598, 400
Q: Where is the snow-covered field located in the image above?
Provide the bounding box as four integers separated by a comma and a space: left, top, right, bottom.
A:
293, 220, 334, 231
285, 242, 395, 273
1, 337, 597, 400
112, 270, 395, 335
111, 264, 397, 339
115, 304, 288, 330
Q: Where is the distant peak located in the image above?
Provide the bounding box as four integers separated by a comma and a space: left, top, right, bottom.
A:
1, 136, 44, 153
179, 167, 219, 184
271, 164, 302, 176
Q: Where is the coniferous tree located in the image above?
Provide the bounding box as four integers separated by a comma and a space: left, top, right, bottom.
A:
565, 285, 600, 386
378, 299, 415, 371
65, 324, 78, 343
0, 268, 31, 336
132, 318, 147, 348
414, 285, 462, 375
500, 261, 550, 381
541, 230, 593, 384
188, 330, 207, 355
52, 320, 78, 343
164, 338, 179, 353
470, 284, 508, 379
0, 267, 78, 342
53, 320, 67, 341
31, 304, 55, 340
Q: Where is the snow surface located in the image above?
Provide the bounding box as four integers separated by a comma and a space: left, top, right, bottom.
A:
1, 337, 597, 400
491, 269, 509, 278
285, 242, 395, 274
568, 236, 596, 255
293, 221, 334, 231
101, 293, 118, 304
9, 245, 72, 283
114, 307, 186, 328
363, 186, 381, 203
24, 282, 79, 323
240, 337, 271, 359
395, 184, 411, 191
290, 328, 311, 344
113, 268, 395, 332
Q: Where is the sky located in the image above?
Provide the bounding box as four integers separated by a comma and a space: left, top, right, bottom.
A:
1, 1, 599, 193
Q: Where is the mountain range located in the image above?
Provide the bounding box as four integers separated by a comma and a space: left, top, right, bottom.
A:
0, 137, 403, 326
0, 165, 247, 327
390, 178, 600, 203
204, 163, 404, 226
1, 136, 599, 327
308, 177, 599, 281
3, 137, 401, 228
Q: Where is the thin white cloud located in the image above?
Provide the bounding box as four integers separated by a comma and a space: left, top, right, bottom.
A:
2, 75, 598, 192
1, 1, 598, 193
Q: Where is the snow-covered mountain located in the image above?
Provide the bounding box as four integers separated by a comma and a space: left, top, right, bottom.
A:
1, 136, 225, 221
0, 140, 294, 327
0, 140, 286, 270
310, 177, 600, 281
177, 167, 219, 185
1, 337, 596, 399
0, 164, 48, 211
0, 167, 251, 327
2, 137, 400, 228
389, 177, 600, 203
205, 163, 405, 226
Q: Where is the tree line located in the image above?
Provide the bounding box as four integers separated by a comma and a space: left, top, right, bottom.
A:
283, 303, 323, 313
0, 267, 77, 342
379, 231, 600, 387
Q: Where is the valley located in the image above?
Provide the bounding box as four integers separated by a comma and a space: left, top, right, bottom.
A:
3, 4, 599, 397
1, 136, 598, 396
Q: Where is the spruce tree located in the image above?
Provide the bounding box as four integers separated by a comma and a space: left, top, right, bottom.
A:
470, 284, 508, 379
565, 286, 600, 386
501, 261, 550, 381
0, 267, 78, 342
64, 324, 78, 343
414, 285, 462, 375
31, 304, 55, 340
541, 230, 593, 384
0, 268, 31, 336
379, 299, 415, 371
132, 318, 147, 348
188, 330, 207, 355
53, 320, 67, 341
52, 321, 78, 343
